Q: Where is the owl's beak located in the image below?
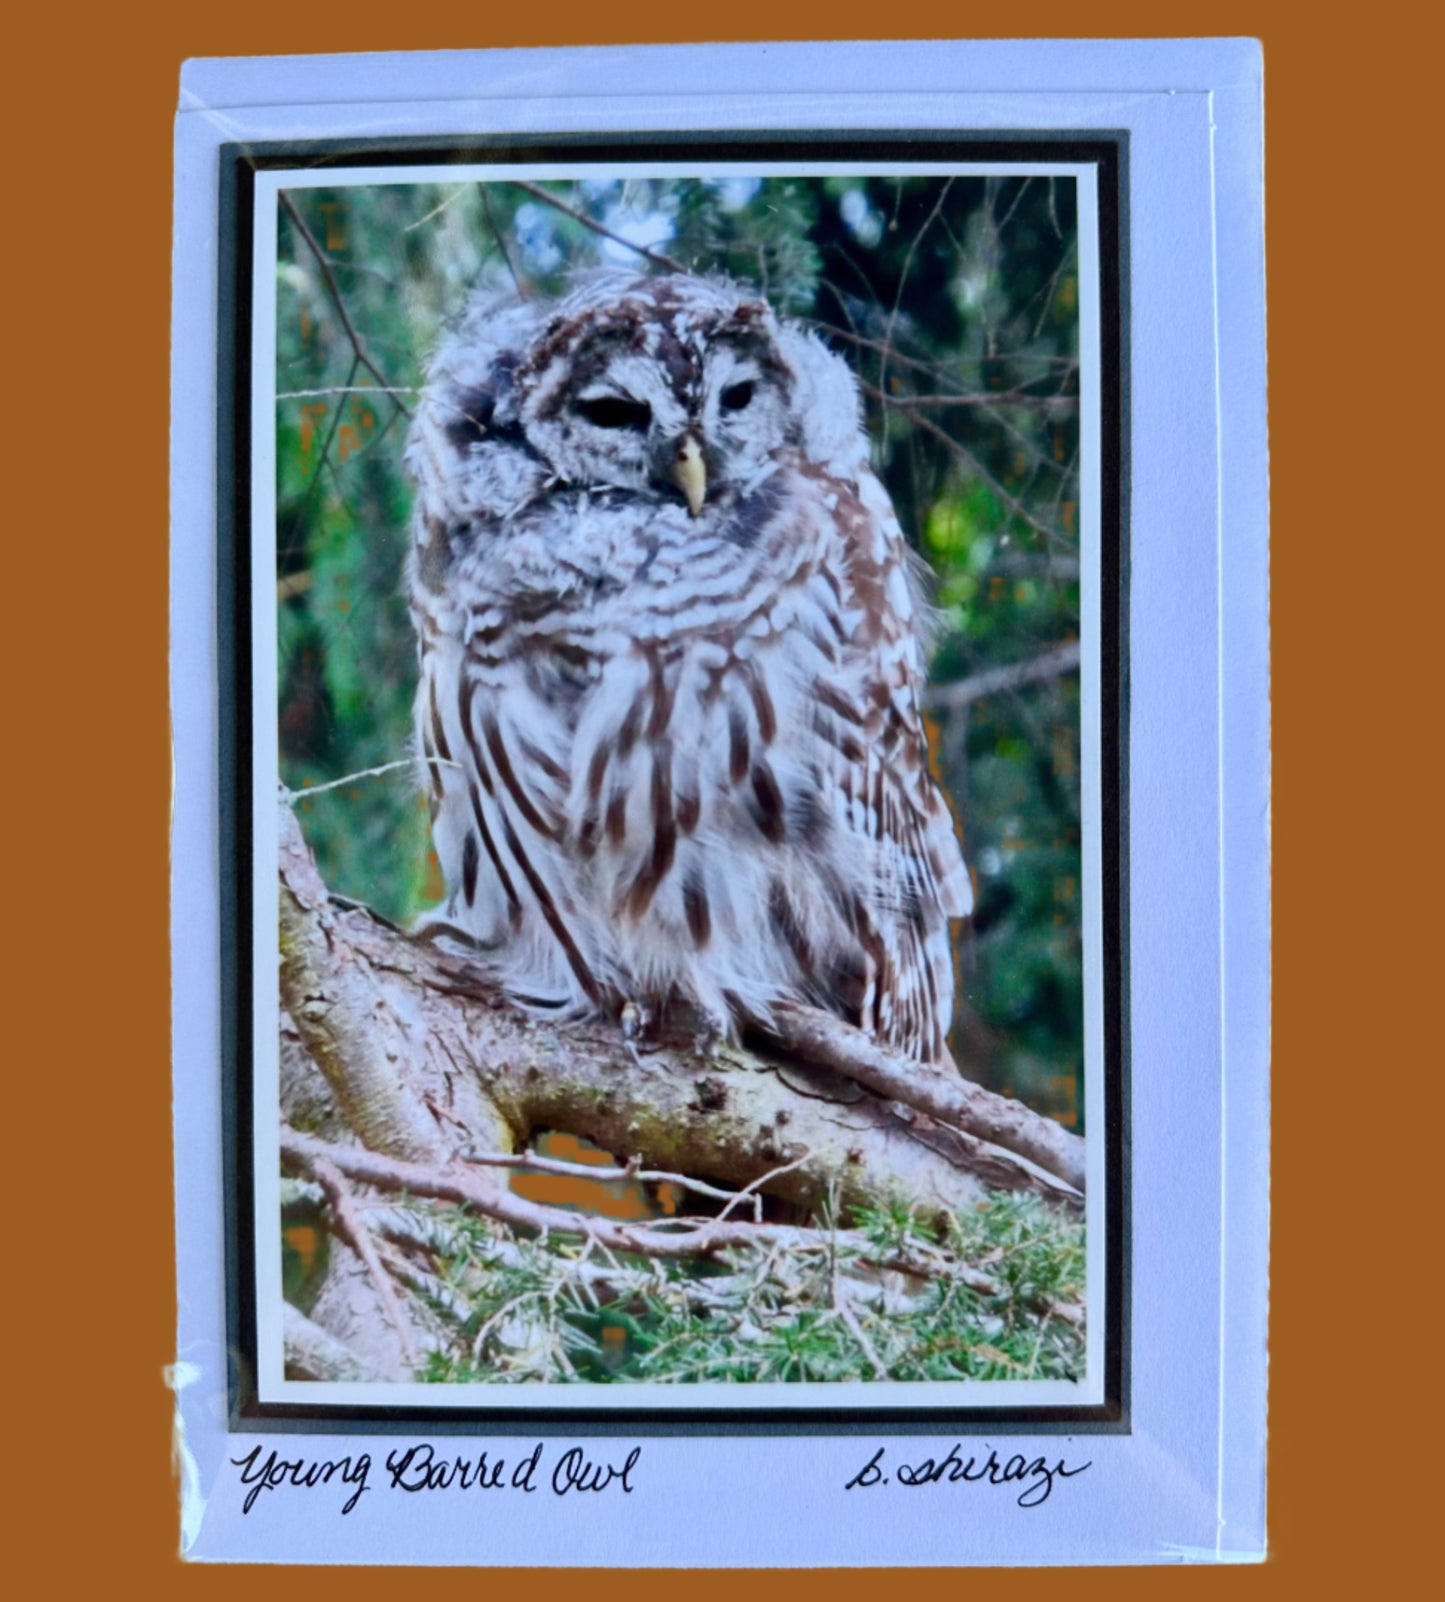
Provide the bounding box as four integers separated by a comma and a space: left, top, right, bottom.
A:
671, 435, 707, 518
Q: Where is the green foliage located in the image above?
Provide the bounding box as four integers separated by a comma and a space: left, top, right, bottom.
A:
275, 173, 1084, 1124
402, 1195, 1083, 1386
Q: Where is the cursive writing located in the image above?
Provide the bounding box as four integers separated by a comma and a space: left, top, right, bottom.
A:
230, 1445, 372, 1515
551, 1445, 640, 1496
385, 1441, 543, 1493
845, 1444, 1091, 1508
231, 1442, 644, 1515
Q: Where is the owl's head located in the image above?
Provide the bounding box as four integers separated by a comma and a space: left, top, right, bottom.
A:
412, 273, 864, 525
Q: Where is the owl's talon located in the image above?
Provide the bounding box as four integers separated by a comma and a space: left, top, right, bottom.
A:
692, 1014, 725, 1061
619, 1001, 660, 1069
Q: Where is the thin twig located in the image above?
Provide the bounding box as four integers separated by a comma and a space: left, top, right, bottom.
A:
1028, 238, 1079, 342
404, 186, 469, 232
832, 1259, 889, 1381
282, 1126, 983, 1274
311, 1154, 417, 1367
925, 642, 1082, 711
884, 390, 1078, 414
457, 1145, 756, 1213
508, 179, 689, 274
880, 178, 955, 398
298, 352, 360, 519
277, 386, 423, 402
987, 554, 1081, 580
711, 1148, 818, 1226
480, 185, 530, 298
807, 319, 1078, 374
1024, 1307, 1055, 1379
279, 757, 461, 804
995, 174, 1035, 237
826, 1175, 890, 1375
472, 1290, 545, 1362
326, 397, 407, 477
280, 192, 412, 420
862, 385, 1068, 546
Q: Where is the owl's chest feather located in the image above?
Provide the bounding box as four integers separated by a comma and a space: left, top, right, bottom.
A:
456, 465, 837, 664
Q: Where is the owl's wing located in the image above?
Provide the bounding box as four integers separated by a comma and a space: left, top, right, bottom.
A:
789, 463, 972, 1062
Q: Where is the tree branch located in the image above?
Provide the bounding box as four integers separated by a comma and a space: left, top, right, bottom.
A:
283, 1305, 376, 1382
772, 1003, 1085, 1194
282, 1124, 1032, 1292
925, 641, 1082, 712
883, 390, 1078, 415
287, 1125, 859, 1262
277, 803, 1082, 1215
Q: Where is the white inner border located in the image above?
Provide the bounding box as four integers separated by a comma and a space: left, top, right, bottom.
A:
249, 159, 1105, 1410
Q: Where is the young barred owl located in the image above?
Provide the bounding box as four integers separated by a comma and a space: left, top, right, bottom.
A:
405, 273, 971, 1063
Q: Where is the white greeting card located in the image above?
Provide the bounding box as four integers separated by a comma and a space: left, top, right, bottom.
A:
170, 37, 1269, 1565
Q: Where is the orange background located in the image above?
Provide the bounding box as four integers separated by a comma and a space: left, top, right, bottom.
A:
11, 2, 1429, 1590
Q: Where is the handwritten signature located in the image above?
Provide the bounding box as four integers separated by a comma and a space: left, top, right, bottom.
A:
845, 1445, 1091, 1508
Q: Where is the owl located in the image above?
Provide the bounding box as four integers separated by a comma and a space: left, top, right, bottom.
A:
404, 272, 971, 1063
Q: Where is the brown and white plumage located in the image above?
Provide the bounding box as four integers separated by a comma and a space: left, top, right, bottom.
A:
405, 273, 970, 1062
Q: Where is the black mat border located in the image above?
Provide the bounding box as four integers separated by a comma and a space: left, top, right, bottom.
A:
216, 129, 1129, 1435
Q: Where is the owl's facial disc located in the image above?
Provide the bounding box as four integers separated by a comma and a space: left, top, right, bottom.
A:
520, 297, 795, 511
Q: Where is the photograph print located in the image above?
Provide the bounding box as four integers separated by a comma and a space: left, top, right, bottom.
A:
241, 149, 1119, 1414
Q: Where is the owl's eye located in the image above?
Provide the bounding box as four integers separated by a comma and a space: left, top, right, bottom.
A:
579, 395, 652, 431
720, 380, 756, 413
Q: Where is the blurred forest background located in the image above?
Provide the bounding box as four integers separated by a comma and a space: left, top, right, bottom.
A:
275, 174, 1086, 1129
